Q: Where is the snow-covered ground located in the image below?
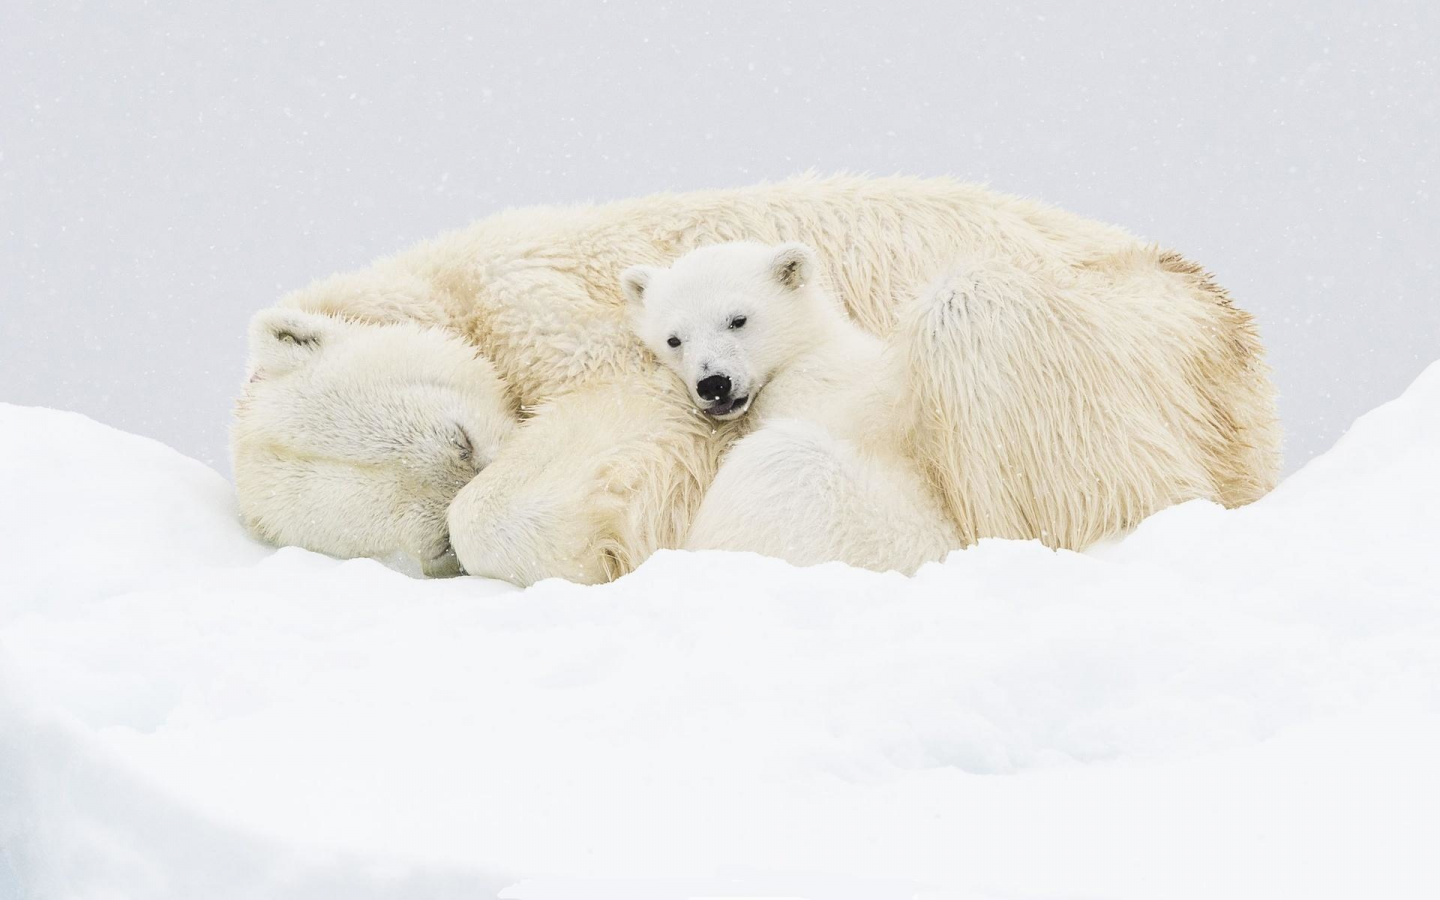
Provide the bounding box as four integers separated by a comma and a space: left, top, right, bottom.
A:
3, 364, 1438, 900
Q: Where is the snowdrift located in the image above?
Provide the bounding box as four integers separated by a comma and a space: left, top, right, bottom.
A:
3, 363, 1439, 900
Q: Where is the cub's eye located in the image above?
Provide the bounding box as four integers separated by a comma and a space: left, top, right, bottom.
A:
729, 315, 747, 330
666, 336, 682, 348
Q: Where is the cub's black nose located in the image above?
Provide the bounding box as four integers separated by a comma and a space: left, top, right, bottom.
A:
696, 374, 732, 402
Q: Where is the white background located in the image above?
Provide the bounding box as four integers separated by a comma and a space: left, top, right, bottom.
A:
3, 0, 1437, 472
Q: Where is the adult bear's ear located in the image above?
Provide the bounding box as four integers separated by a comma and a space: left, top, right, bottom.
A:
247, 307, 333, 379
769, 242, 817, 291
619, 265, 657, 308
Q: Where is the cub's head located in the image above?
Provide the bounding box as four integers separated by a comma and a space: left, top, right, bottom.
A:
232, 308, 517, 576
621, 241, 822, 421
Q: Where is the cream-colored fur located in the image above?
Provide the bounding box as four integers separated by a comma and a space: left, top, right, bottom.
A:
234, 309, 514, 576
623, 241, 959, 573
232, 175, 1281, 584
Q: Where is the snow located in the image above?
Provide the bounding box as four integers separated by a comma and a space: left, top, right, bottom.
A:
3, 364, 1439, 899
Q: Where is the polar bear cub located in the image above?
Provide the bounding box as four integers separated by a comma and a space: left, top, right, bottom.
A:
623, 242, 880, 433
622, 242, 960, 573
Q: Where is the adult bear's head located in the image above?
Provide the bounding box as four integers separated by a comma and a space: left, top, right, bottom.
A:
232, 306, 516, 576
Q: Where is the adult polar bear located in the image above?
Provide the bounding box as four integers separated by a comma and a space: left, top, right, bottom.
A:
233, 175, 1280, 584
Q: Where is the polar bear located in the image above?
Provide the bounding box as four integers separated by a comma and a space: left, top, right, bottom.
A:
235, 309, 515, 576
231, 175, 1281, 585
621, 241, 959, 572
621, 242, 880, 430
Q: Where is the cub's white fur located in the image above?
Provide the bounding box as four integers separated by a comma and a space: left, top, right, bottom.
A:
232, 175, 1281, 584
625, 242, 958, 572
623, 242, 873, 431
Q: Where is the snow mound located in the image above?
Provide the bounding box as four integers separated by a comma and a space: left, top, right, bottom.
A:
2, 365, 1439, 899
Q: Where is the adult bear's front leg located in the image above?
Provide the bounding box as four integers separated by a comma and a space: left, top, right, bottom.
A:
447, 373, 735, 586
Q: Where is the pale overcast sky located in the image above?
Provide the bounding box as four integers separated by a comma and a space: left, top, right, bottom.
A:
3, 1, 1436, 473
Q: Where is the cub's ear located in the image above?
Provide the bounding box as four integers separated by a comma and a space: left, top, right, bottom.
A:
619, 265, 657, 308
247, 307, 334, 378
770, 242, 817, 291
